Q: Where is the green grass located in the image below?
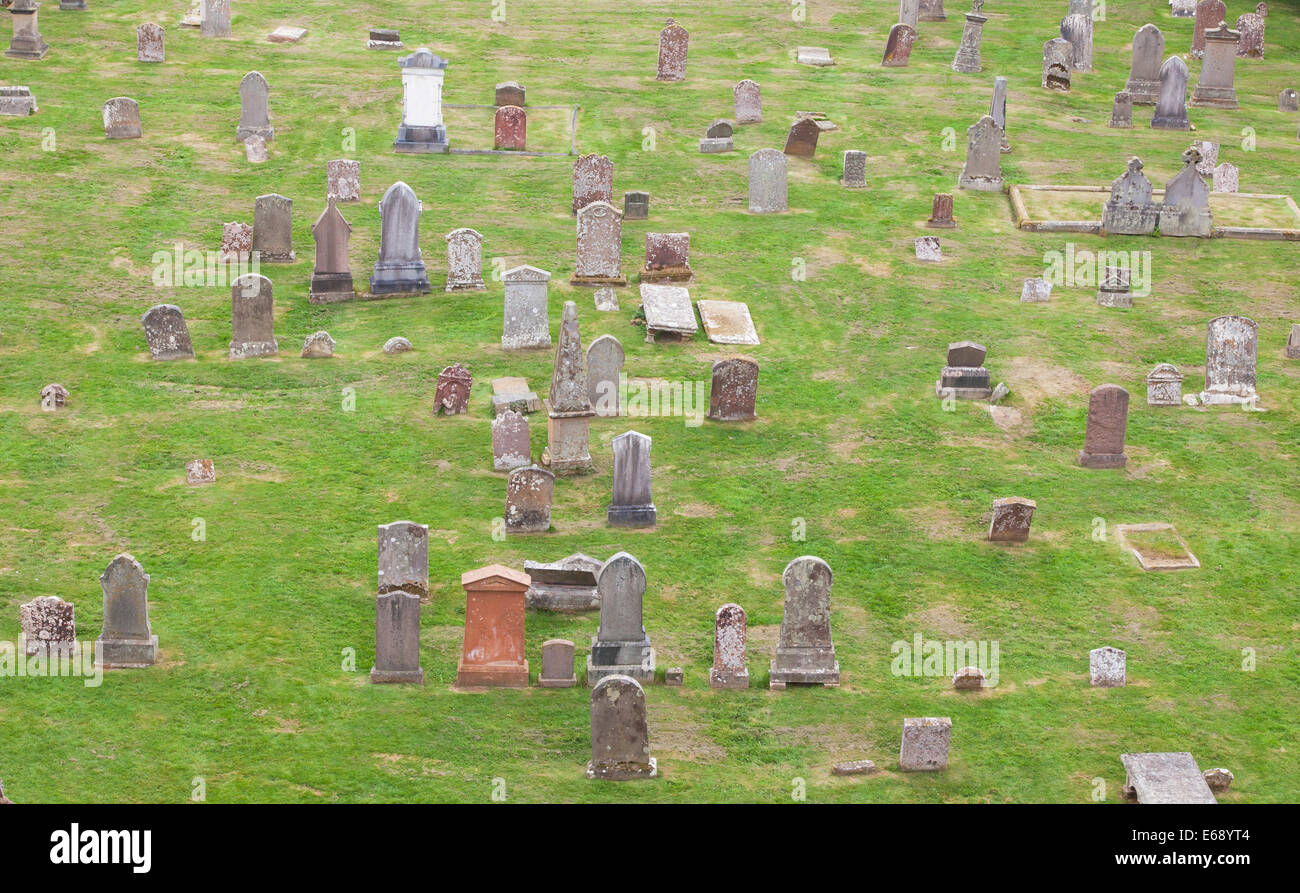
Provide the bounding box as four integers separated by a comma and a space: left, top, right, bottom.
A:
0, 0, 1297, 803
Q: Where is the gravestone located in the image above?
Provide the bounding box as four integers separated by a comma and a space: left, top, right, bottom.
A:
137, 23, 164, 62
957, 115, 1002, 191
60, 0, 86, 10
608, 431, 656, 527
301, 331, 334, 358
733, 79, 761, 123
501, 265, 552, 350
244, 134, 267, 163
267, 26, 306, 43
393, 49, 449, 152
843, 150, 867, 188
370, 181, 429, 294
525, 553, 602, 612
228, 274, 277, 358
988, 497, 1035, 542
1021, 277, 1052, 302
951, 5, 986, 73
543, 302, 595, 473
1287, 325, 1300, 360
1158, 146, 1213, 237
456, 565, 530, 688
748, 148, 787, 212
220, 222, 252, 261
587, 675, 656, 779
1213, 162, 1238, 193
783, 117, 820, 157
1078, 384, 1129, 469
505, 465, 555, 533
656, 19, 688, 81
1236, 14, 1265, 58
1146, 363, 1184, 405
698, 119, 734, 153
919, 0, 946, 20
367, 28, 402, 50
1279, 89, 1298, 112
1191, 0, 1226, 58
1170, 0, 1197, 15
572, 153, 614, 215
1121, 753, 1217, 804
796, 46, 833, 67
383, 336, 412, 354
21, 596, 74, 657
953, 666, 985, 690
0, 86, 36, 116
623, 190, 649, 220
102, 98, 142, 139
586, 552, 654, 683
141, 304, 194, 360
444, 228, 485, 291
900, 717, 951, 771
39, 383, 67, 410
640, 283, 697, 342
1110, 92, 1133, 128
770, 556, 839, 689
915, 236, 941, 262
1102, 157, 1158, 235
571, 201, 625, 286
1204, 768, 1233, 793
1041, 38, 1073, 90
377, 521, 427, 599
495, 105, 526, 150
990, 76, 1011, 152
927, 193, 956, 227
1090, 646, 1126, 687
370, 588, 423, 684
882, 23, 917, 67
1125, 24, 1164, 104
1194, 140, 1219, 178
495, 81, 525, 107
1097, 267, 1133, 307
594, 288, 619, 312
1190, 24, 1240, 109
1060, 14, 1091, 71
434, 363, 472, 415
326, 159, 360, 202
252, 193, 294, 262
1200, 315, 1258, 405
237, 72, 273, 142
97, 554, 158, 667
200, 0, 230, 38
308, 197, 355, 303
538, 639, 577, 687
707, 356, 758, 422
937, 340, 992, 399
1152, 57, 1191, 129
186, 459, 215, 484
641, 232, 692, 282
491, 409, 531, 471
698, 300, 758, 345
710, 603, 749, 689
587, 334, 624, 417
899, 0, 920, 28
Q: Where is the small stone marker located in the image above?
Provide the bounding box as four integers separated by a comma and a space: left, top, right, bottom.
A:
1121, 753, 1217, 804
543, 302, 595, 473
951, 4, 987, 73
383, 336, 412, 354
1170, 0, 1197, 15
572, 153, 613, 215
501, 265, 552, 350
957, 115, 1002, 191
710, 603, 749, 689
252, 193, 294, 262
236, 72, 273, 142
1020, 278, 1052, 302
733, 79, 761, 124
988, 497, 1035, 542
0, 86, 36, 116
1125, 23, 1164, 104
393, 49, 450, 153
796, 46, 834, 67
142, 304, 194, 360
367, 28, 403, 50
656, 19, 688, 81
1090, 646, 1126, 687
882, 23, 917, 67
623, 191, 649, 220
770, 556, 839, 689
524, 553, 602, 612
220, 222, 252, 261
1109, 92, 1133, 128
370, 181, 429, 294
833, 760, 878, 776
708, 356, 758, 422
1280, 89, 1298, 112
491, 409, 531, 471
102, 98, 142, 139
40, 383, 67, 410
21, 596, 75, 657
843, 150, 866, 188
505, 465, 555, 533
444, 228, 485, 291
952, 666, 986, 690
137, 23, 164, 62
186, 459, 215, 485
641, 232, 692, 283
1191, 24, 1240, 109
1200, 315, 1258, 405
491, 377, 542, 415
495, 81, 525, 107
748, 148, 787, 213
301, 331, 335, 358
783, 117, 820, 157
915, 236, 941, 262
640, 283, 697, 342
608, 431, 656, 527
594, 288, 619, 312
927, 193, 956, 227
370, 587, 423, 684
309, 197, 354, 303
1151, 56, 1191, 130
1146, 363, 1184, 405
1212, 162, 1238, 193
456, 565, 531, 688
900, 717, 951, 771
587, 334, 624, 417
587, 675, 657, 780
572, 201, 626, 286
538, 639, 577, 688
244, 135, 268, 163
378, 521, 428, 600
1078, 384, 1130, 469
697, 300, 758, 346
229, 274, 277, 359
587, 553, 654, 684
665, 667, 684, 686
267, 26, 306, 44
97, 554, 158, 668
1097, 267, 1133, 307
1203, 768, 1233, 792
326, 159, 361, 202
494, 105, 526, 150
434, 363, 472, 415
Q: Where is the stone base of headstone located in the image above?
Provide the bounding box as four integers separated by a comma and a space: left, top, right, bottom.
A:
60, 0, 87, 9
935, 380, 993, 400
709, 667, 749, 690
1158, 205, 1213, 238
5, 35, 50, 60
1078, 448, 1127, 469
638, 265, 692, 284
96, 634, 158, 669
1097, 287, 1133, 308
526, 582, 598, 613
698, 137, 733, 153
586, 756, 657, 780
957, 165, 1002, 192
369, 665, 424, 684
1151, 112, 1190, 130
393, 123, 449, 154
586, 645, 654, 685
370, 262, 431, 295
445, 276, 486, 293
1102, 204, 1158, 236
570, 273, 628, 287
769, 658, 840, 689
1198, 389, 1256, 406
0, 87, 37, 115
308, 272, 355, 304
542, 406, 594, 474
1125, 78, 1160, 106
926, 217, 956, 229
237, 124, 274, 143
608, 503, 656, 528
455, 659, 529, 689
538, 670, 577, 688
1190, 85, 1238, 110
229, 339, 278, 359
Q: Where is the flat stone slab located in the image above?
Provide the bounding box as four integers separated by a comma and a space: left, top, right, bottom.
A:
797, 46, 834, 66
640, 283, 698, 342
1121, 753, 1217, 804
268, 26, 307, 43
1115, 522, 1200, 571
491, 376, 542, 415
696, 299, 759, 345
832, 760, 877, 776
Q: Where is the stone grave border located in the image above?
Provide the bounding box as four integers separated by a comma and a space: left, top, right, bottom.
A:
1115, 522, 1201, 571
444, 104, 579, 156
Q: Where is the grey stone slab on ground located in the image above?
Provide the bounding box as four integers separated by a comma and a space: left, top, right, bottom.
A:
748, 148, 787, 212
1121, 753, 1217, 804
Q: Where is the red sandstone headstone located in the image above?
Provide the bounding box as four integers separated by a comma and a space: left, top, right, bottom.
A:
456, 565, 532, 688
988, 497, 1036, 542
1079, 384, 1130, 468
783, 117, 821, 157
656, 19, 689, 81
494, 105, 526, 150
707, 356, 759, 421
434, 363, 472, 415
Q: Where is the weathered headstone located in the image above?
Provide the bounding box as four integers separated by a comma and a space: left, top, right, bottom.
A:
1020, 277, 1052, 302
367, 28, 403, 50
1279, 89, 1298, 112
543, 301, 595, 473
1146, 363, 1184, 405
1097, 267, 1133, 307
1060, 13, 1092, 71
491, 409, 531, 471
953, 666, 985, 690
1190, 24, 1240, 109
586, 552, 654, 683
898, 0, 920, 28
988, 497, 1035, 542
137, 23, 164, 62
21, 596, 74, 657
990, 75, 1011, 152
1090, 646, 1126, 687
434, 363, 472, 415
377, 520, 428, 599
456, 565, 530, 688
0, 86, 36, 116
640, 283, 697, 342
444, 228, 485, 291
501, 265, 552, 350
243, 134, 267, 163
927, 193, 956, 228
186, 459, 215, 484
707, 356, 758, 422
571, 201, 626, 286
1158, 146, 1213, 237
1200, 315, 1258, 405
587, 675, 656, 779
919, 0, 946, 20
1203, 768, 1234, 793
301, 331, 334, 358
308, 197, 355, 303
200, 0, 230, 39
383, 336, 412, 354
698, 118, 734, 153
1125, 24, 1164, 104
951, 4, 986, 73
1236, 13, 1265, 58
608, 431, 656, 527
1170, 0, 1197, 16
1102, 157, 1158, 235
228, 274, 277, 358
494, 104, 526, 150
393, 48, 449, 152
39, 383, 67, 410
142, 304, 194, 360
882, 23, 917, 67
938, 340, 992, 399
1191, 0, 1227, 58
505, 465, 555, 533
733, 79, 761, 124
623, 190, 649, 220
326, 159, 360, 202
587, 334, 624, 417
97, 554, 158, 667
102, 97, 142, 139
220, 221, 252, 261
370, 587, 423, 684
1109, 91, 1133, 128
1212, 162, 1238, 193
957, 115, 1002, 191
538, 639, 577, 687
710, 603, 749, 689
641, 232, 692, 282
252, 193, 294, 262
525, 553, 602, 612
1194, 140, 1219, 178
656, 19, 688, 81
843, 150, 867, 188
1041, 38, 1073, 91
572, 153, 613, 215
770, 556, 839, 689
748, 148, 787, 213
495, 81, 525, 107
915, 236, 942, 262
1122, 753, 1217, 804
236, 72, 273, 142
1151, 56, 1191, 130
900, 717, 951, 771
783, 117, 820, 158
370, 181, 429, 294
1078, 384, 1129, 469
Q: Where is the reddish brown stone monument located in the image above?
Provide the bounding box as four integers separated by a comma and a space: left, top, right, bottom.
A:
1079, 384, 1130, 469
455, 565, 531, 688
434, 362, 472, 415
783, 117, 821, 157
494, 105, 526, 150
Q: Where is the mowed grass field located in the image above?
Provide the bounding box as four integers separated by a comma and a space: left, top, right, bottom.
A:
0, 0, 1297, 803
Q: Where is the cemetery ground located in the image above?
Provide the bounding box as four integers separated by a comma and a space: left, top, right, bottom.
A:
0, 0, 1297, 804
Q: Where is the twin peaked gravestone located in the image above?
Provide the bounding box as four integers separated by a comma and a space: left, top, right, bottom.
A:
1159, 146, 1212, 237
770, 556, 840, 689
142, 304, 194, 360
1102, 158, 1158, 235
308, 197, 355, 303
608, 431, 656, 527
456, 565, 531, 688
587, 552, 654, 683
97, 554, 159, 667
370, 182, 429, 295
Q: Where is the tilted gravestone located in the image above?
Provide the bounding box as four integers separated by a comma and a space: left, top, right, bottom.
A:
770, 556, 840, 688
957, 115, 1002, 191
882, 23, 917, 67
951, 5, 986, 73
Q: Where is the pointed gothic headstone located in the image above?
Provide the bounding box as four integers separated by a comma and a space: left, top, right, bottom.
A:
309, 197, 355, 303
